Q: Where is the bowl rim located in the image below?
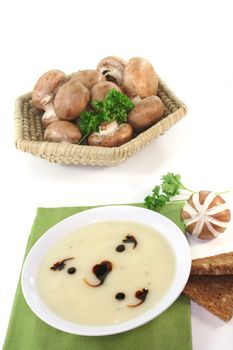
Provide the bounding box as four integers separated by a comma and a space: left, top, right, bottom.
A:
21, 205, 191, 336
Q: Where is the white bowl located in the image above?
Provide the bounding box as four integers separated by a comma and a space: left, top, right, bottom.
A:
21, 205, 191, 336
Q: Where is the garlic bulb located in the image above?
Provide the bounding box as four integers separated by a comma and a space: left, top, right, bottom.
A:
181, 191, 231, 240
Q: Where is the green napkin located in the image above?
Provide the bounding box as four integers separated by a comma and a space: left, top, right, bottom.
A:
3, 203, 192, 350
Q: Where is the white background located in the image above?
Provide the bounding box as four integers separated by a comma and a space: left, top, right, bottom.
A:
0, 0, 233, 349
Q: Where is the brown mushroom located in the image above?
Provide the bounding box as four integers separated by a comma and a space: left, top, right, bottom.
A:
91, 81, 122, 101
181, 191, 231, 240
97, 56, 126, 88
54, 80, 90, 121
70, 70, 106, 90
128, 95, 164, 131
123, 57, 158, 98
88, 121, 133, 147
44, 121, 82, 143
32, 70, 66, 125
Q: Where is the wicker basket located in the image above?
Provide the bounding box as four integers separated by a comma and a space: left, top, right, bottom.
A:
14, 77, 187, 166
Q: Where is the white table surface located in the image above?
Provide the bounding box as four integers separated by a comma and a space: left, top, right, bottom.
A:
0, 1, 233, 349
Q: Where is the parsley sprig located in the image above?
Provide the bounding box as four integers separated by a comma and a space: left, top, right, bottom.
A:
144, 172, 230, 212
79, 89, 134, 138
144, 172, 195, 211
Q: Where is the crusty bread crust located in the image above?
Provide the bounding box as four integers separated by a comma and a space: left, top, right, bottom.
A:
191, 252, 233, 275
183, 275, 233, 321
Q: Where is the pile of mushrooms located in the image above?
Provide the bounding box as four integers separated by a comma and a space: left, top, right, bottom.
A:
32, 56, 165, 147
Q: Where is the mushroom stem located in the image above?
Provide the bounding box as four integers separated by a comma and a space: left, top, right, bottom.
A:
104, 69, 123, 86
42, 100, 57, 121
130, 95, 142, 106
99, 121, 118, 136
40, 93, 54, 105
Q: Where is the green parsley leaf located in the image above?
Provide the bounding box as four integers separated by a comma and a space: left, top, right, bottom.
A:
144, 172, 195, 212
79, 89, 134, 137
144, 189, 169, 212
161, 172, 182, 197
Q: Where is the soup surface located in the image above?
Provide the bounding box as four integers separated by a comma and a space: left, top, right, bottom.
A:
37, 220, 176, 325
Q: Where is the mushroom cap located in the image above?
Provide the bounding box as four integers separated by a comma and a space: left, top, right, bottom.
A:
91, 81, 122, 101
123, 57, 158, 98
54, 80, 90, 121
97, 56, 127, 71
88, 121, 133, 147
44, 121, 82, 143
70, 70, 106, 90
97, 56, 126, 87
32, 70, 66, 110
128, 95, 164, 131
181, 191, 231, 240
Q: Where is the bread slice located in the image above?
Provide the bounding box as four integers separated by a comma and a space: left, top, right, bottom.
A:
183, 275, 233, 321
191, 252, 233, 275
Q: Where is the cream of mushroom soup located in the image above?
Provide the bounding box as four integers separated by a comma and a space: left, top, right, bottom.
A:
37, 221, 176, 326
